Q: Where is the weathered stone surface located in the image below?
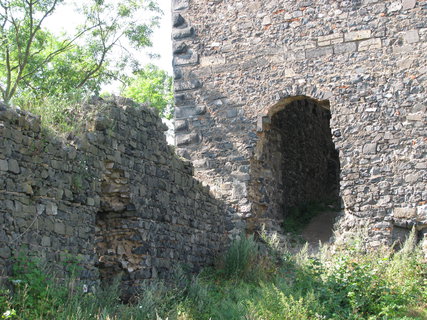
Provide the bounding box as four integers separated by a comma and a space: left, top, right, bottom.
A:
403, 30, 420, 44
402, 0, 416, 10
334, 42, 357, 54
344, 30, 372, 42
363, 143, 377, 155
393, 207, 417, 219
172, 27, 194, 40
358, 38, 382, 51
0, 98, 226, 296
172, 0, 427, 251
306, 46, 333, 58
8, 159, 20, 174
0, 159, 8, 171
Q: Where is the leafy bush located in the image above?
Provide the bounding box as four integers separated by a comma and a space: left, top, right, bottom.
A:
246, 283, 313, 320
1, 233, 425, 320
122, 64, 174, 119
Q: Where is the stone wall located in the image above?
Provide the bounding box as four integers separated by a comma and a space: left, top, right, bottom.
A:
0, 97, 226, 296
172, 0, 426, 249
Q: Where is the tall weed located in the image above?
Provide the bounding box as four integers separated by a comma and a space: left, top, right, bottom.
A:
1, 231, 425, 320
219, 234, 267, 282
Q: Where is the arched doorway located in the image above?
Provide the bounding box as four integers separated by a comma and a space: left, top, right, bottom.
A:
248, 96, 340, 243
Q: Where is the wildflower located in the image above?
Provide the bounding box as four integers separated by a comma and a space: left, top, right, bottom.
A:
2, 309, 16, 319
10, 280, 22, 284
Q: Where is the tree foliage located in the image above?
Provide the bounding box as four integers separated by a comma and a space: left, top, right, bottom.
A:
122, 64, 173, 118
0, 0, 161, 105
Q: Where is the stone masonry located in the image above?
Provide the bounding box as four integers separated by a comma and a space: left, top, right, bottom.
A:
172, 0, 426, 250
248, 97, 340, 232
0, 97, 226, 296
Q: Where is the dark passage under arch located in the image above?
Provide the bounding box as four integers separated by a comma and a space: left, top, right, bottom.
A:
249, 97, 340, 242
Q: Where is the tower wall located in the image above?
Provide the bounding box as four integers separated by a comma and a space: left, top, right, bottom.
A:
172, 0, 426, 246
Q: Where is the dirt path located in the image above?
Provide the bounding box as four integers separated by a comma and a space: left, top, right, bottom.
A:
301, 210, 338, 247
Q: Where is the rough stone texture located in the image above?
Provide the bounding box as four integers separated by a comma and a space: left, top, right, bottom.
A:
172, 0, 427, 251
0, 98, 226, 295
247, 97, 340, 232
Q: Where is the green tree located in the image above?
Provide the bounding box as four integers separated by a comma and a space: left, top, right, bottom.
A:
0, 0, 160, 105
122, 64, 173, 118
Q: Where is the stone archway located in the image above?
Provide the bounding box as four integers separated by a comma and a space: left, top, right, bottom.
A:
248, 96, 340, 242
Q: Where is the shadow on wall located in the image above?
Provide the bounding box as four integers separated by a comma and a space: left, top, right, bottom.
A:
248, 96, 341, 240
0, 97, 227, 299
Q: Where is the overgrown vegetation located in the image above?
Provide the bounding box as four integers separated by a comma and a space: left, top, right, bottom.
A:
0, 0, 173, 130
1, 232, 426, 319
0, 0, 160, 105
122, 64, 174, 119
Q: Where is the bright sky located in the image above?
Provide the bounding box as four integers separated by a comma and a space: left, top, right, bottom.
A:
44, 1, 173, 77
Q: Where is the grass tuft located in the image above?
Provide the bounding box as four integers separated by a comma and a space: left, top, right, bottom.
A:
1, 233, 426, 320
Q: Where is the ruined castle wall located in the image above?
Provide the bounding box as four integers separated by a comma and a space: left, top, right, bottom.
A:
172, 0, 426, 246
0, 98, 226, 293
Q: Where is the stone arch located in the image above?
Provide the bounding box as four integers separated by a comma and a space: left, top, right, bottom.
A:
248, 96, 340, 242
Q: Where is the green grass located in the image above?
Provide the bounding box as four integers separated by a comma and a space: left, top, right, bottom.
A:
13, 91, 90, 135
1, 232, 426, 320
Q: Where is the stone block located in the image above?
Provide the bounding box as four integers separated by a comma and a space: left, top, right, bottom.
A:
173, 51, 199, 66
393, 44, 413, 53
393, 207, 417, 219
226, 108, 238, 118
404, 173, 419, 183
388, 1, 402, 13
172, 27, 194, 40
402, 0, 416, 10
21, 183, 33, 195
175, 106, 206, 119
175, 120, 188, 131
173, 0, 189, 11
87, 197, 95, 206
46, 202, 58, 216
174, 79, 202, 92
417, 205, 426, 219
176, 133, 200, 146
363, 143, 377, 154
305, 46, 333, 59
334, 42, 357, 54
318, 33, 343, 46
173, 42, 189, 55
262, 16, 272, 26
54, 222, 66, 235
344, 30, 371, 42
0, 159, 8, 171
358, 38, 382, 51
0, 108, 19, 121
172, 13, 186, 28
200, 56, 226, 67
403, 30, 419, 44
7, 159, 20, 174
406, 114, 424, 121
284, 68, 296, 78
41, 236, 51, 247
